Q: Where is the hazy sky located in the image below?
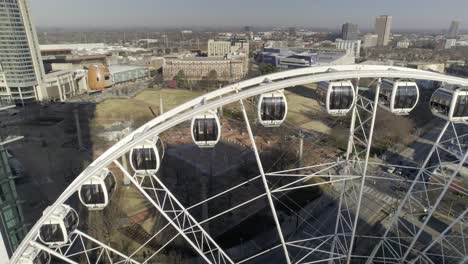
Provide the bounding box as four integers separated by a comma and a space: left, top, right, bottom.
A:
30, 0, 467, 31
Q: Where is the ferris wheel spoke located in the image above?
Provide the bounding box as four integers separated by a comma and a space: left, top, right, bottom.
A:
32, 229, 140, 264
266, 161, 341, 175
289, 235, 334, 263
366, 121, 468, 264
408, 208, 468, 264
267, 161, 346, 189
330, 79, 381, 264
128, 175, 264, 261
401, 149, 468, 262
114, 160, 234, 264
28, 241, 79, 264
271, 176, 360, 193
239, 98, 292, 264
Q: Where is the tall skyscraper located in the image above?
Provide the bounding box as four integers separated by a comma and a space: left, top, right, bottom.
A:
375, 15, 392, 46
342, 23, 359, 40
448, 20, 460, 38
0, 0, 45, 105
288, 27, 296, 37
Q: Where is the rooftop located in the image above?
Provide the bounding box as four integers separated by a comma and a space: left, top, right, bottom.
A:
44, 68, 78, 79
108, 65, 146, 74
166, 56, 243, 62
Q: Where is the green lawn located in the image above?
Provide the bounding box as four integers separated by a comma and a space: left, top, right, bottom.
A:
93, 88, 204, 127
284, 84, 332, 135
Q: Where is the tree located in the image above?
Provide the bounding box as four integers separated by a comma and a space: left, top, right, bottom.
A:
259, 63, 279, 75
174, 70, 187, 88
198, 70, 219, 90
206, 70, 219, 88
207, 70, 218, 83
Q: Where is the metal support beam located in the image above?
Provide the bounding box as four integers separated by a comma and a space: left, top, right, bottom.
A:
114, 160, 233, 264
239, 99, 292, 264
366, 121, 452, 263
330, 78, 361, 264
408, 208, 467, 264
346, 78, 381, 264
401, 151, 468, 262
30, 241, 78, 264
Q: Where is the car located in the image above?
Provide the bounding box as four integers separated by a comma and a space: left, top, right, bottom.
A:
387, 166, 396, 174
419, 208, 429, 221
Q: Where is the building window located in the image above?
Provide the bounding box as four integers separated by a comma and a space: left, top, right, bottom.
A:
3, 206, 18, 228
0, 182, 13, 203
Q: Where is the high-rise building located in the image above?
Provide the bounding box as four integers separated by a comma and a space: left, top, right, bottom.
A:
244, 26, 252, 32
448, 20, 460, 38
362, 34, 379, 48
288, 27, 296, 37
341, 23, 359, 40
0, 0, 45, 105
375, 15, 392, 46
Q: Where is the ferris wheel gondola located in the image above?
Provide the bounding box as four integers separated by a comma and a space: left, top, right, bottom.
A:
129, 137, 165, 174
191, 110, 221, 148
430, 87, 468, 122
78, 169, 116, 210
257, 90, 288, 127
379, 79, 419, 115
317, 80, 356, 116
18, 246, 51, 264
38, 204, 79, 247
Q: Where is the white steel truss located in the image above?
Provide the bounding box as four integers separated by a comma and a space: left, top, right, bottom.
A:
114, 160, 234, 264
366, 122, 468, 264
30, 230, 139, 264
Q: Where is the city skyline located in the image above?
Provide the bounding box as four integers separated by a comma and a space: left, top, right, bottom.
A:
30, 0, 466, 31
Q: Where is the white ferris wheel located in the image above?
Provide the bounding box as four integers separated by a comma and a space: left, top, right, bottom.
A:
11, 65, 468, 264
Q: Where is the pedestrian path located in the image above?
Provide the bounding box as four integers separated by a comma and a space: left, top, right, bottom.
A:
362, 185, 397, 204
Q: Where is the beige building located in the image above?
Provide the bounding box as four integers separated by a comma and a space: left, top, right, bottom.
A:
163, 57, 247, 82
41, 69, 88, 102
375, 15, 392, 46
362, 34, 378, 48
207, 39, 249, 57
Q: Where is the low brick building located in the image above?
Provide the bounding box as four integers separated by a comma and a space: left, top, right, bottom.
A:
163, 56, 248, 82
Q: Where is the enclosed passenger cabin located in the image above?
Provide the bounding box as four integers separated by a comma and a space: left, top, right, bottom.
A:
191, 110, 221, 148
130, 137, 165, 174
379, 79, 419, 115
317, 81, 355, 116
19, 247, 51, 264
258, 90, 288, 127
430, 87, 468, 123
38, 204, 79, 247
78, 169, 116, 210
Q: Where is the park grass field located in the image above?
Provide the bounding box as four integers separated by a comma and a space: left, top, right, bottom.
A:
92, 88, 204, 127
284, 84, 332, 135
